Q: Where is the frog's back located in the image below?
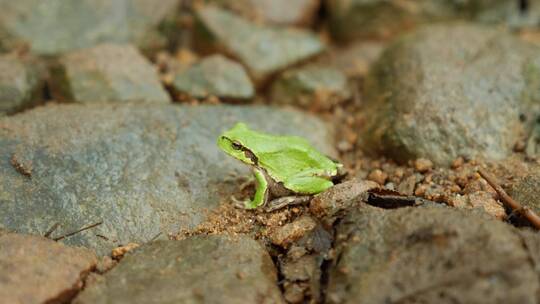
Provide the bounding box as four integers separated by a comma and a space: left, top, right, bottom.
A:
255, 134, 337, 181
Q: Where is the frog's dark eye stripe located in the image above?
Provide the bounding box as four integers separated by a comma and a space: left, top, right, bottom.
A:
232, 141, 242, 150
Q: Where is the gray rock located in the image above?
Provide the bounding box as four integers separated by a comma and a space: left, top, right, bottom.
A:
74, 235, 284, 304
327, 205, 540, 303
0, 232, 97, 304
327, 0, 460, 42
270, 65, 351, 111
50, 43, 170, 103
321, 42, 385, 79
360, 24, 540, 165
0, 54, 44, 115
0, 0, 179, 55
327, 0, 540, 43
0, 103, 335, 255
194, 5, 324, 84
510, 173, 540, 215
172, 54, 254, 100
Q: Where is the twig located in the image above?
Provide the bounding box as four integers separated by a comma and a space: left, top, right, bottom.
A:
53, 221, 103, 241
44, 223, 60, 238
478, 168, 540, 229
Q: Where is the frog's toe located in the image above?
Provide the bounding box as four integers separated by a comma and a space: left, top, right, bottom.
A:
231, 196, 258, 210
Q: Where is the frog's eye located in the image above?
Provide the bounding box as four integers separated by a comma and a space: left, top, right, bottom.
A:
231, 141, 242, 150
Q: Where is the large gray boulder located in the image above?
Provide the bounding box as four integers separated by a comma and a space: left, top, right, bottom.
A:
50, 43, 170, 103
327, 0, 540, 42
360, 24, 540, 165
0, 0, 179, 55
74, 235, 284, 304
0, 103, 335, 255
327, 205, 540, 303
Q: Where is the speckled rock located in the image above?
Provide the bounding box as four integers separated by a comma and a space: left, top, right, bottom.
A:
74, 235, 284, 304
0, 232, 97, 304
50, 43, 170, 103
194, 5, 324, 84
327, 205, 540, 303
270, 65, 350, 111
510, 173, 540, 215
360, 24, 540, 165
0, 0, 179, 55
172, 54, 254, 100
0, 54, 44, 115
0, 103, 335, 255
327, 0, 540, 42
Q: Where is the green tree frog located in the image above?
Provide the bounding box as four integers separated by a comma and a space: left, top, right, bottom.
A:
217, 122, 343, 211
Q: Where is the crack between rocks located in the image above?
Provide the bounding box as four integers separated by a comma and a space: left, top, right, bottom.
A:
44, 267, 95, 304
318, 217, 346, 304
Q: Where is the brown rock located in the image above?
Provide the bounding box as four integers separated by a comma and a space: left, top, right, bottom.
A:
397, 174, 418, 196
367, 169, 388, 185
111, 242, 140, 259
0, 232, 97, 304
414, 158, 433, 173
310, 179, 378, 219
269, 216, 318, 248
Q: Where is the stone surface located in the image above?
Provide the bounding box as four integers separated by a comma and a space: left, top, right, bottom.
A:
50, 43, 170, 103
269, 216, 318, 248
327, 204, 540, 303
0, 232, 97, 304
510, 173, 540, 215
327, 0, 459, 42
449, 191, 506, 219
74, 235, 284, 304
327, 0, 540, 42
0, 54, 44, 115
360, 24, 540, 165
194, 5, 324, 84
322, 41, 385, 78
270, 65, 351, 111
172, 54, 254, 100
0, 103, 335, 255
0, 0, 179, 55
309, 179, 378, 220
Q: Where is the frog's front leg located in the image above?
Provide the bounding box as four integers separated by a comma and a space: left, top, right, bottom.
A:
242, 167, 269, 209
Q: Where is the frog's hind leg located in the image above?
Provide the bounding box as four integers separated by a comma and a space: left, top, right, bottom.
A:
284, 175, 334, 194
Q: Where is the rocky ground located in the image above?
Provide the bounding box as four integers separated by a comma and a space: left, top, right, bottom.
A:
1, 0, 540, 303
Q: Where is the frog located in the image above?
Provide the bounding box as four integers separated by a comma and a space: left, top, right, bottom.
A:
217, 122, 344, 211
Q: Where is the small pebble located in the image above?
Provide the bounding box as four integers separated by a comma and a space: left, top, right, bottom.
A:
368, 169, 388, 185
414, 158, 433, 173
